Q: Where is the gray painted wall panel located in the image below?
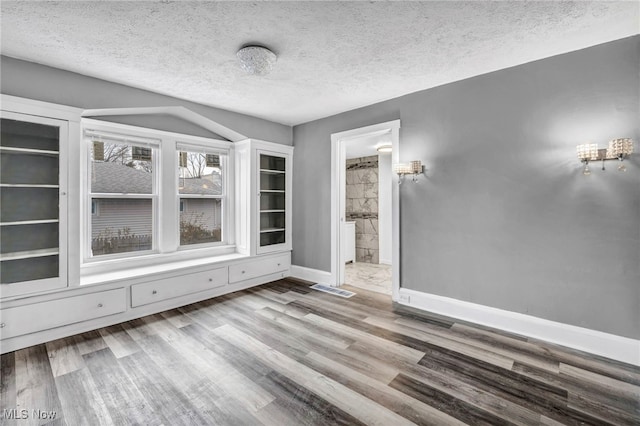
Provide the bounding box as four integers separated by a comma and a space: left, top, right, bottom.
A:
0, 56, 292, 144
292, 36, 639, 339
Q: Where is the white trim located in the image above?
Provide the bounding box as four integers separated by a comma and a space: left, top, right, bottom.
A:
290, 265, 333, 285
330, 120, 400, 296
1, 94, 82, 121
81, 106, 247, 142
398, 288, 640, 366
82, 117, 231, 146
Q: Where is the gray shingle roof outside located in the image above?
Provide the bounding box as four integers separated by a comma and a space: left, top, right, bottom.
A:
92, 162, 221, 195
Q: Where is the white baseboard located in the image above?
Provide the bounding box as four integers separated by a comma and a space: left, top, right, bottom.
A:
379, 258, 392, 265
398, 288, 640, 366
290, 265, 333, 286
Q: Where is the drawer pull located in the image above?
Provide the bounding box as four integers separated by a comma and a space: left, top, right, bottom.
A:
241, 270, 245, 274
97, 303, 103, 308
208, 278, 213, 282
0, 323, 5, 328
277, 263, 281, 266
152, 290, 158, 295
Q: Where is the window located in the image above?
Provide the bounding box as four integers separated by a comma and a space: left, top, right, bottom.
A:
178, 147, 225, 247
88, 135, 157, 258
82, 120, 233, 266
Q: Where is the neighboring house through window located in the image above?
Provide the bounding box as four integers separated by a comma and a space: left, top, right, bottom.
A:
83, 120, 233, 264
178, 147, 225, 247
88, 135, 157, 257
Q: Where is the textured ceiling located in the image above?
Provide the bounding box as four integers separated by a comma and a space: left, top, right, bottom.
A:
1, 1, 638, 126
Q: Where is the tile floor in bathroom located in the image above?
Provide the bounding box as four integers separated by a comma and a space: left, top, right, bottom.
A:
344, 261, 392, 295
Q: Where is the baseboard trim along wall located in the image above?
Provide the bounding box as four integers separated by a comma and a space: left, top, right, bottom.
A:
290, 265, 333, 286
398, 288, 640, 366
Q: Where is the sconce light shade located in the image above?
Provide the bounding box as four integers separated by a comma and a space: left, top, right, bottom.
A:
607, 138, 634, 157
376, 144, 392, 153
393, 160, 423, 183
608, 138, 634, 171
576, 144, 598, 161
393, 161, 421, 174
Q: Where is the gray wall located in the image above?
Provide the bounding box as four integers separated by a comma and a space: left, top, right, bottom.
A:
1, 56, 292, 145
292, 36, 639, 339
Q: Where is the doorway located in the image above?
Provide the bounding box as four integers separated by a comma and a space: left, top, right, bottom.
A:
330, 120, 400, 301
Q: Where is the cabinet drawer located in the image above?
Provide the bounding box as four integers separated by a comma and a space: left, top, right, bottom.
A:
229, 253, 290, 283
0, 288, 125, 340
131, 267, 227, 307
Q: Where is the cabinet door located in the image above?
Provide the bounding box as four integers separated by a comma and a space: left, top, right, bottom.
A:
257, 150, 291, 254
1, 111, 68, 297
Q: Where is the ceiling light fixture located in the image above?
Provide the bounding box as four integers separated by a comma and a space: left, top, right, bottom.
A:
237, 45, 277, 76
376, 144, 392, 153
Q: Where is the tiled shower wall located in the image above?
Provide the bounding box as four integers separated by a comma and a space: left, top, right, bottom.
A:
346, 155, 379, 263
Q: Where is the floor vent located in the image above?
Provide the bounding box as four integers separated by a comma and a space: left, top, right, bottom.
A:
310, 284, 355, 298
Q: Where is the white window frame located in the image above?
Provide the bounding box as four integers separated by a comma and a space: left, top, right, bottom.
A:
83, 127, 160, 262
176, 141, 231, 250
80, 119, 235, 276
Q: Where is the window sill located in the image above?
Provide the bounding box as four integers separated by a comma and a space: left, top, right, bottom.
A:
80, 245, 244, 286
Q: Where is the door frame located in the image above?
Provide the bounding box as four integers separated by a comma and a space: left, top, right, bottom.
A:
330, 120, 400, 301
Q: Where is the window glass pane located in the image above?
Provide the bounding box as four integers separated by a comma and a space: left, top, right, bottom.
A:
91, 198, 153, 256
1, 118, 59, 151
260, 231, 285, 247
178, 151, 222, 196
1, 222, 58, 253
1, 187, 58, 222
180, 198, 222, 245
1, 153, 59, 185
260, 192, 285, 211
1, 256, 58, 284
91, 142, 153, 194
260, 154, 285, 171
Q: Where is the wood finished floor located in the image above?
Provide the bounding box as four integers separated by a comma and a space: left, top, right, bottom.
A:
1, 279, 639, 426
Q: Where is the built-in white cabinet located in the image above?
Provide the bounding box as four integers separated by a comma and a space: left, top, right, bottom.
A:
0, 110, 69, 297
131, 266, 228, 307
236, 139, 293, 256
0, 96, 294, 354
1, 288, 126, 340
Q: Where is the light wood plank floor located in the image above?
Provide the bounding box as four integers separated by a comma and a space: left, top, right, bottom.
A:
1, 279, 638, 425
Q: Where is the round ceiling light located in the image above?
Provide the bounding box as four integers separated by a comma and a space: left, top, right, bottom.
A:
237, 45, 277, 76
376, 144, 393, 153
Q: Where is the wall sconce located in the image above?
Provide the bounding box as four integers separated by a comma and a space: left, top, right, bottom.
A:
576, 138, 634, 175
608, 138, 634, 171
393, 160, 423, 184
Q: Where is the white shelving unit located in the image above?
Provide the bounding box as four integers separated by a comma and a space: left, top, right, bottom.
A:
235, 140, 293, 256
0, 111, 68, 297
1, 96, 298, 355
258, 152, 288, 252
